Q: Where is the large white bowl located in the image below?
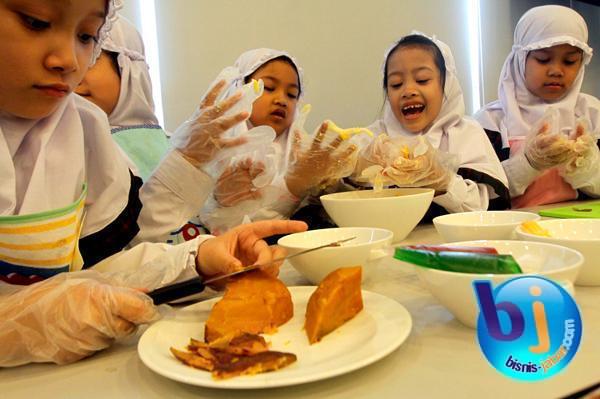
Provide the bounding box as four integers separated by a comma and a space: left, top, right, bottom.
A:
515, 219, 600, 286
277, 227, 393, 284
411, 240, 582, 328
320, 188, 434, 242
433, 211, 540, 242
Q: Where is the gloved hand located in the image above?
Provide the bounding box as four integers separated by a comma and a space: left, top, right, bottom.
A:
524, 122, 578, 171
170, 80, 250, 167
285, 121, 358, 198
0, 270, 157, 367
214, 158, 266, 207
561, 123, 600, 188
196, 220, 308, 283
357, 135, 454, 192
386, 149, 453, 192
354, 134, 399, 180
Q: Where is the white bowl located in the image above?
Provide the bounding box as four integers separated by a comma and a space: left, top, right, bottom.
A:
320, 188, 434, 242
515, 219, 600, 286
433, 211, 540, 242
277, 227, 393, 284
411, 240, 582, 328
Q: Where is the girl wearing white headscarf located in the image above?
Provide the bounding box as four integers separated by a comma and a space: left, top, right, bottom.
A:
170, 48, 307, 239
76, 15, 167, 181
358, 33, 509, 220
475, 5, 600, 208
0, 0, 306, 367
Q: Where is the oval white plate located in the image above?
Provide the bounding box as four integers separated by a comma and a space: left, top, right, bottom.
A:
138, 286, 412, 389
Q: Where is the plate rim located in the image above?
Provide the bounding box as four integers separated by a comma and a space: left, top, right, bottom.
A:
138, 286, 412, 389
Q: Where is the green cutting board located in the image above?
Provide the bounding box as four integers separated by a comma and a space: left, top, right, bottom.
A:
538, 201, 600, 219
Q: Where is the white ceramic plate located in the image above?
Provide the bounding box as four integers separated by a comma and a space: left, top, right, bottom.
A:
138, 286, 412, 389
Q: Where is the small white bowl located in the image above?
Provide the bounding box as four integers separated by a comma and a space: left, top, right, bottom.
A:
277, 227, 393, 284
411, 240, 583, 328
515, 219, 600, 286
320, 188, 434, 242
433, 211, 540, 242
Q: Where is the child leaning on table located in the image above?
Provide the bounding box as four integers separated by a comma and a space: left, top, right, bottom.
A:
350, 32, 509, 221
474, 5, 600, 208
0, 0, 306, 367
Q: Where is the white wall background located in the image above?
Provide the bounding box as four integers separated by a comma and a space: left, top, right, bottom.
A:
121, 1, 600, 132
125, 0, 476, 132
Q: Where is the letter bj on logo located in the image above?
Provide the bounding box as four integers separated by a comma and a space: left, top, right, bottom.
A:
474, 276, 581, 381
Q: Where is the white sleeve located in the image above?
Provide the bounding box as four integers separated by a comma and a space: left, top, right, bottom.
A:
432, 174, 490, 213
501, 152, 541, 197
132, 150, 213, 244
92, 235, 213, 290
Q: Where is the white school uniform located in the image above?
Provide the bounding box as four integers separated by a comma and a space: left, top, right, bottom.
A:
0, 93, 206, 288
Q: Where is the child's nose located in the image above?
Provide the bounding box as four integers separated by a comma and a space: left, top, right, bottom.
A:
45, 38, 79, 74
547, 63, 564, 77
401, 85, 418, 98
273, 93, 288, 107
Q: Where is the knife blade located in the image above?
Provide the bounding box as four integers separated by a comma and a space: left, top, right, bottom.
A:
204, 236, 356, 284
146, 236, 356, 305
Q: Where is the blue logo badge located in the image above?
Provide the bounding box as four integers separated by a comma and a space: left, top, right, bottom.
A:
474, 276, 581, 381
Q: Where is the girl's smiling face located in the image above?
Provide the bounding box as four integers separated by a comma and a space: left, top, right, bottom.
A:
386, 46, 444, 134
247, 58, 300, 136
525, 44, 583, 102
0, 0, 106, 119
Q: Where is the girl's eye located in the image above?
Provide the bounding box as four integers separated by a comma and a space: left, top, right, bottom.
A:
389, 82, 402, 89
564, 59, 579, 66
287, 92, 299, 100
78, 33, 98, 45
20, 13, 50, 31
417, 79, 430, 84
264, 86, 275, 92
535, 57, 550, 64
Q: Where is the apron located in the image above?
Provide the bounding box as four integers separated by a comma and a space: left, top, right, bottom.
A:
0, 185, 86, 285
111, 125, 170, 181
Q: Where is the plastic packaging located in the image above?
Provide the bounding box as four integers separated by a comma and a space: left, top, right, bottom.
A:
394, 247, 523, 274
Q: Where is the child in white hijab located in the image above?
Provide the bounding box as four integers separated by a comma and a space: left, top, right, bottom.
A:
0, 0, 306, 367
75, 15, 167, 181
355, 33, 509, 219
176, 48, 356, 238
475, 5, 600, 208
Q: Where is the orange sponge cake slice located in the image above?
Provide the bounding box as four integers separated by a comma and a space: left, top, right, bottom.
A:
204, 271, 293, 343
304, 266, 363, 344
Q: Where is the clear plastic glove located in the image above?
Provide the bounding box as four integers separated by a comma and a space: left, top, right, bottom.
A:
0, 270, 158, 367
357, 135, 456, 192
170, 80, 250, 167
214, 158, 266, 207
195, 220, 308, 285
285, 116, 359, 198
524, 123, 579, 171
561, 122, 600, 188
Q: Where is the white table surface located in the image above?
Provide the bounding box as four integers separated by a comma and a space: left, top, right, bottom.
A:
3, 213, 600, 399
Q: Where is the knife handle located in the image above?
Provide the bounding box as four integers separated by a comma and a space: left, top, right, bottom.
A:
147, 277, 206, 305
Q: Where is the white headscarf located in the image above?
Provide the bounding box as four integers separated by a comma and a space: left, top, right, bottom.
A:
101, 15, 158, 128
92, 0, 122, 64
475, 5, 600, 146
373, 32, 506, 183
